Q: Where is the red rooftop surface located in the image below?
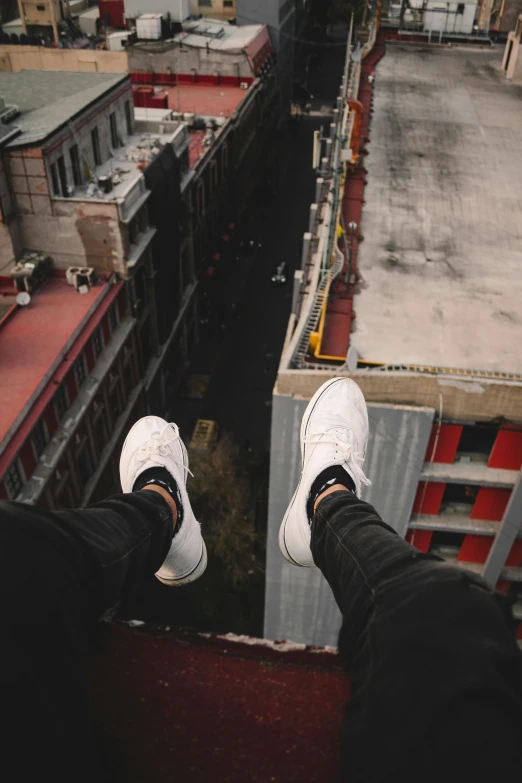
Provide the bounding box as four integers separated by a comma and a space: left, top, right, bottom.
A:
134, 83, 249, 119
91, 624, 350, 783
0, 277, 117, 460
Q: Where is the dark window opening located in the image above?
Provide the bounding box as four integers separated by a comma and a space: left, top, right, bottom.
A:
109, 385, 121, 420
430, 530, 466, 550
32, 419, 47, 457
457, 424, 497, 461
5, 462, 23, 499
109, 112, 119, 149
74, 356, 86, 389
36, 4, 45, 11
50, 163, 60, 196
125, 100, 133, 136
93, 412, 108, 453
54, 385, 68, 421
109, 303, 119, 331
224, 0, 233, 6
55, 475, 75, 509
457, 3, 465, 12
93, 327, 103, 359
440, 483, 477, 514
57, 155, 68, 197
76, 448, 93, 489
70, 144, 82, 187
91, 127, 101, 166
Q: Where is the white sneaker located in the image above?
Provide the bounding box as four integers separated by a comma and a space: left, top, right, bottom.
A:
119, 416, 207, 586
279, 378, 371, 567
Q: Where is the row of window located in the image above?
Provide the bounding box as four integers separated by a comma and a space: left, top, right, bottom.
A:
199, 0, 234, 7
49, 101, 133, 198
195, 144, 228, 220
2, 301, 122, 500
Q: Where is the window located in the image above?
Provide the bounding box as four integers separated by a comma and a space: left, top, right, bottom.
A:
37, 4, 45, 11
5, 462, 23, 499
76, 447, 93, 489
54, 385, 68, 421
125, 100, 133, 136
74, 356, 86, 389
457, 3, 465, 12
50, 163, 60, 196
109, 112, 119, 149
457, 424, 497, 461
93, 327, 103, 359
199, 0, 212, 5
57, 155, 68, 197
109, 384, 121, 420
221, 143, 228, 179
109, 303, 119, 331
224, 0, 233, 6
91, 127, 101, 166
70, 144, 82, 187
32, 419, 47, 457
197, 181, 205, 219
93, 411, 107, 453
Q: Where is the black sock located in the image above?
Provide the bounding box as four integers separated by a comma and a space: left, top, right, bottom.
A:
306, 466, 356, 521
133, 468, 184, 531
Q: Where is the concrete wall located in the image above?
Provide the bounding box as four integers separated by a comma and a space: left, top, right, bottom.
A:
18, 199, 126, 273
276, 370, 522, 427
503, 29, 522, 79
0, 45, 128, 73
236, 0, 294, 122
127, 43, 253, 79
265, 392, 434, 646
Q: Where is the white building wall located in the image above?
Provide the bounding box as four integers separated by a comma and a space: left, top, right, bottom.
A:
124, 0, 190, 22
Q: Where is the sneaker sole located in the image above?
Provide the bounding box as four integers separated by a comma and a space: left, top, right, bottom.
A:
279, 377, 348, 566
156, 540, 208, 586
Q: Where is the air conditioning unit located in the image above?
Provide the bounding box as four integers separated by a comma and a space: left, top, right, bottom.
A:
10, 253, 49, 293
66, 266, 96, 294
240, 82, 249, 90
0, 104, 20, 124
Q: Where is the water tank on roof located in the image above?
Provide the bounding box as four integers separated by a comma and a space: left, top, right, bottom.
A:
169, 0, 190, 24
183, 112, 195, 126
136, 13, 162, 40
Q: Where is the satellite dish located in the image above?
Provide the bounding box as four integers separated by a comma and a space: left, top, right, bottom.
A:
16, 291, 31, 307
346, 345, 359, 372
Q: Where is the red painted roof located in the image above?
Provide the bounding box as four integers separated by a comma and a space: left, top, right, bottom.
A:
91, 624, 350, 783
162, 83, 248, 118
0, 277, 109, 449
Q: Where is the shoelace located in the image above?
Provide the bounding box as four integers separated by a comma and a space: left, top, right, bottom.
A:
302, 432, 371, 490
136, 422, 194, 479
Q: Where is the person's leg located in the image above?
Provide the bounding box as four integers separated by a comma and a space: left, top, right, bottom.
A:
312, 488, 522, 780
0, 489, 173, 782
1, 416, 207, 781
279, 377, 522, 781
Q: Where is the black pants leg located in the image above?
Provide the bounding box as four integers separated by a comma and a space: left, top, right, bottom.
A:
0, 492, 173, 782
311, 490, 522, 781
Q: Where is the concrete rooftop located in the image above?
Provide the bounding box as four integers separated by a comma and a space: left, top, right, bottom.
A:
354, 45, 522, 374
0, 71, 127, 147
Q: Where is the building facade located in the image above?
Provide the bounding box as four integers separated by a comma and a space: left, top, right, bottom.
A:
265, 20, 522, 647
236, 0, 296, 124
